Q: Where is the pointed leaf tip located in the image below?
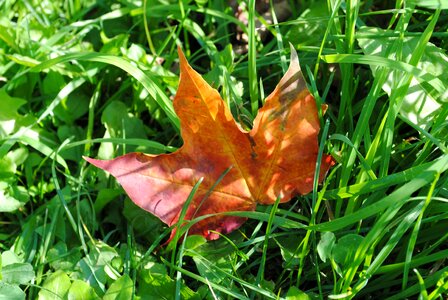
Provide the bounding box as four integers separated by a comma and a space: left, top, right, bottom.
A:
177, 46, 188, 69
83, 155, 94, 164
83, 156, 104, 169
288, 43, 300, 72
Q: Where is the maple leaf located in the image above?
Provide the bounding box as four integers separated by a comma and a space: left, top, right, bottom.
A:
85, 46, 335, 241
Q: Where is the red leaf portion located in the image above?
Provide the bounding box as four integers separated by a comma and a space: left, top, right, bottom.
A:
85, 152, 256, 240
85, 46, 334, 241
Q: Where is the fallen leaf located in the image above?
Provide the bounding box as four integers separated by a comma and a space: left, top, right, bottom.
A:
85, 46, 334, 241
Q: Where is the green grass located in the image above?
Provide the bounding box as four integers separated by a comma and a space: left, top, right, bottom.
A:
1, 0, 447, 299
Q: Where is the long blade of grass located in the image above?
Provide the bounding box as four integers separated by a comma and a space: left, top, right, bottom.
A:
402, 172, 440, 289
349, 201, 425, 295
385, 267, 448, 300
248, 0, 259, 116
311, 154, 448, 232
30, 52, 180, 130
161, 257, 250, 299
322, 54, 446, 96
378, 9, 440, 178
324, 159, 436, 199
255, 196, 281, 288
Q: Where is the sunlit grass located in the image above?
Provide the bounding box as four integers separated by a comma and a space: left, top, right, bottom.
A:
0, 0, 447, 299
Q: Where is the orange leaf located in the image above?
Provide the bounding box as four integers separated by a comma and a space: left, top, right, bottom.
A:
85, 46, 335, 241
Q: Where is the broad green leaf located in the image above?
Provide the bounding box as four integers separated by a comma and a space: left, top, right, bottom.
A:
42, 71, 66, 95
184, 235, 207, 250
101, 101, 147, 140
0, 282, 25, 300
38, 270, 71, 300
77, 259, 106, 296
75, 242, 119, 296
53, 90, 89, 124
186, 239, 241, 287
93, 188, 122, 214
192, 255, 233, 285
1, 250, 21, 266
57, 125, 85, 161
138, 270, 199, 300
332, 234, 364, 268
0, 156, 16, 180
275, 235, 305, 268
103, 274, 133, 300
0, 24, 16, 50
0, 89, 26, 137
122, 198, 164, 242
1, 263, 34, 285
5, 148, 28, 167
98, 101, 148, 159
47, 242, 81, 272
66, 280, 100, 300
0, 189, 23, 212
285, 1, 329, 48
141, 257, 168, 276
124, 43, 146, 63
100, 34, 129, 55
285, 286, 312, 300
5, 129, 69, 170
317, 232, 336, 263
0, 89, 26, 122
